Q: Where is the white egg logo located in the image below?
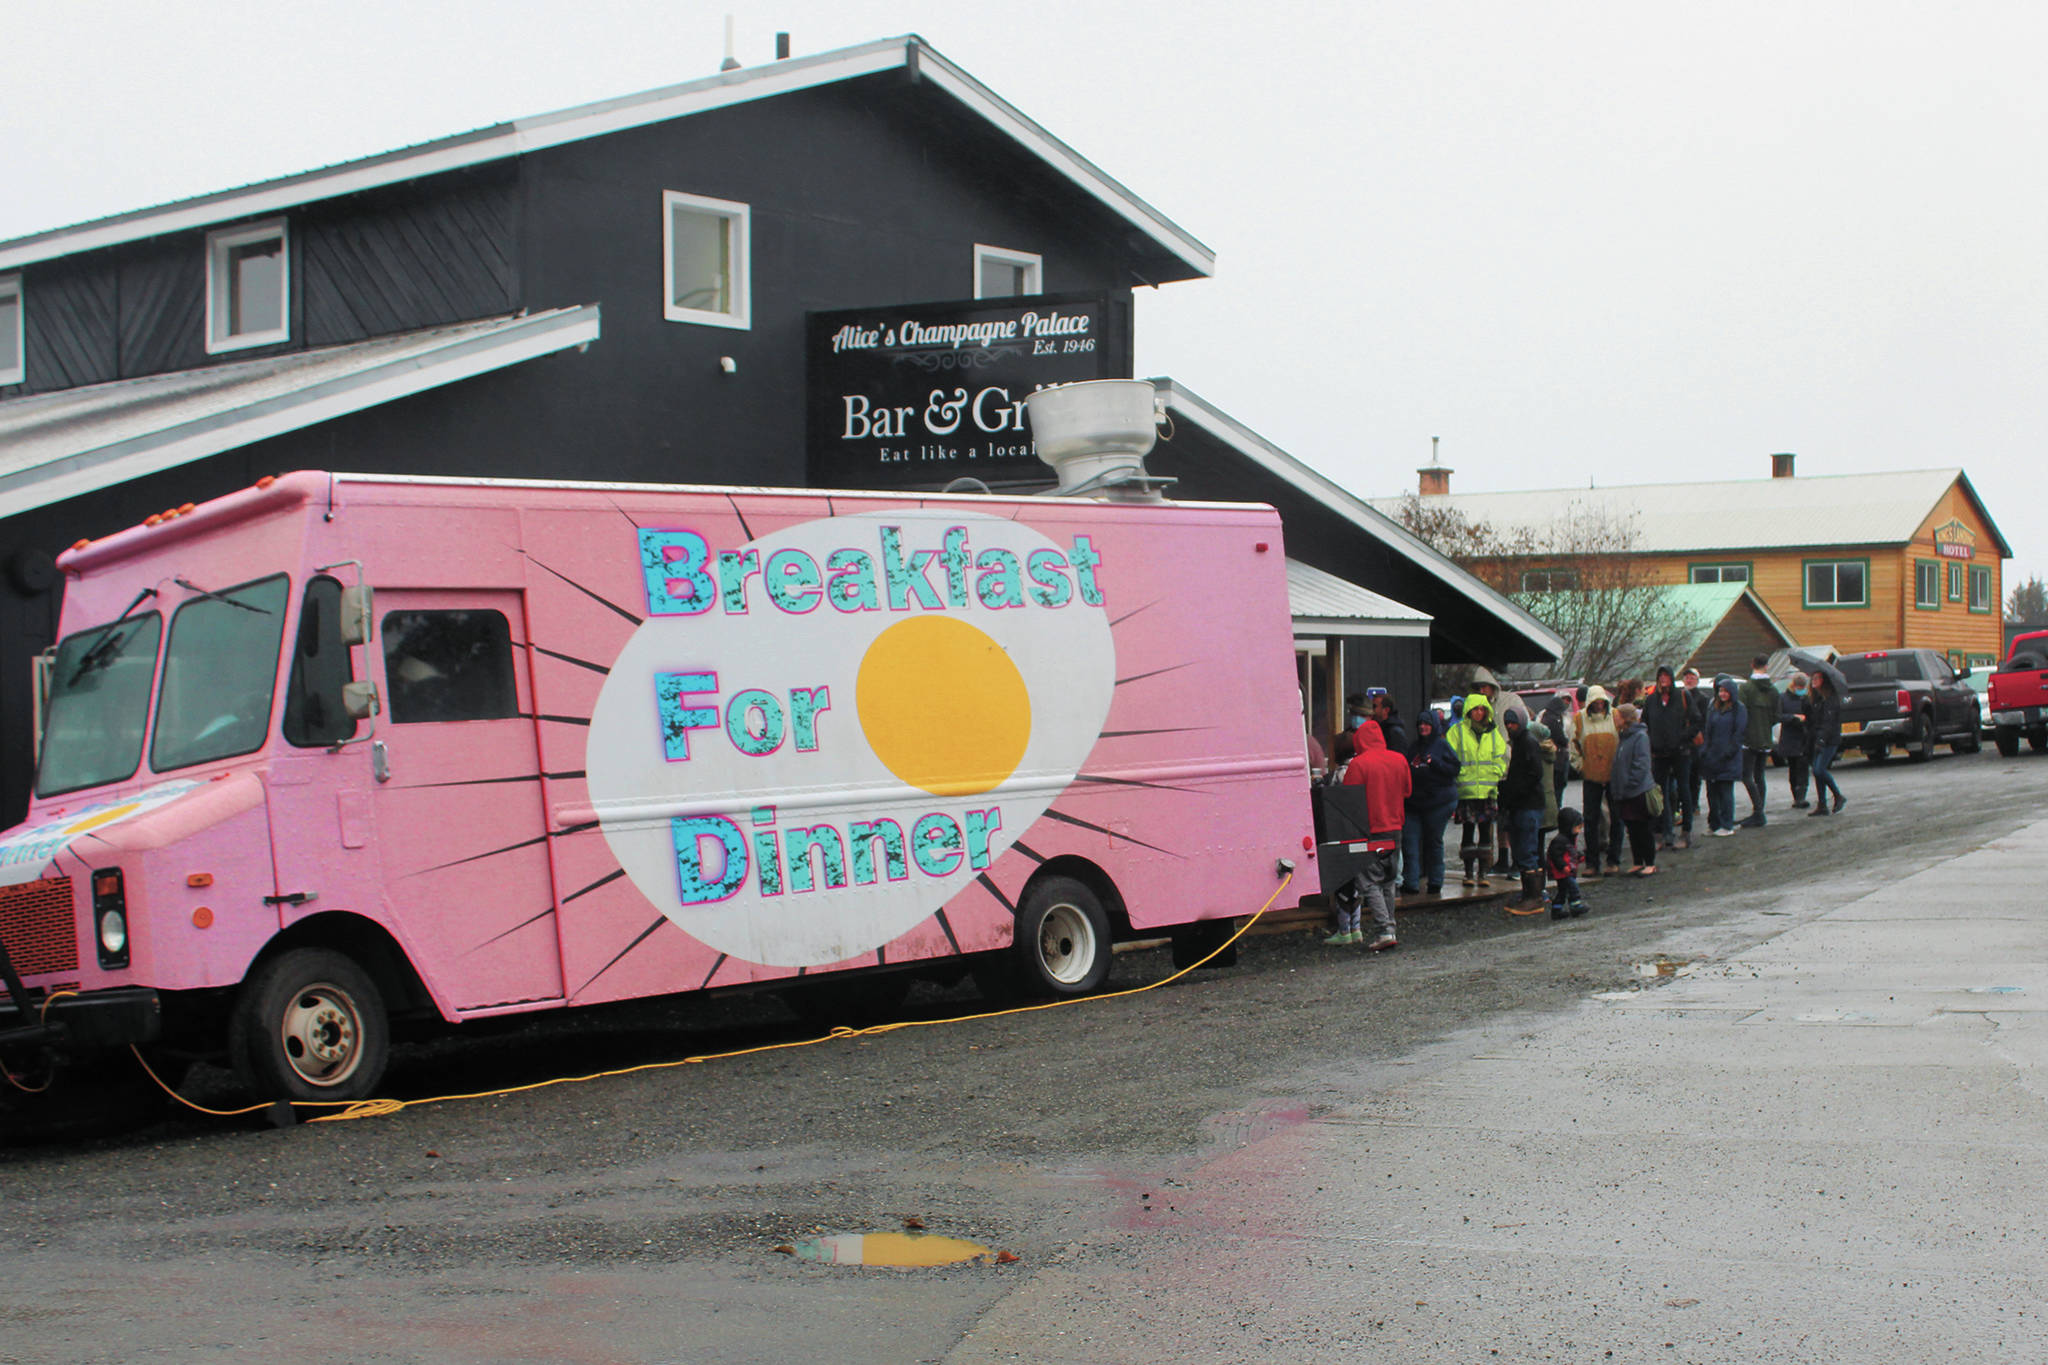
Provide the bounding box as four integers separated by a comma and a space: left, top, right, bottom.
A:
586, 509, 1116, 968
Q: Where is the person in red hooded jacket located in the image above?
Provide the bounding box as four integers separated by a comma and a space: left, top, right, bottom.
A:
1336, 719, 1413, 950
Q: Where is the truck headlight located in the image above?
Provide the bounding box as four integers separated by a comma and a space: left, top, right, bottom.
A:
91, 867, 129, 969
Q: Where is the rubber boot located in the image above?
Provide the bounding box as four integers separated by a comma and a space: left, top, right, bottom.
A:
1514, 870, 1545, 912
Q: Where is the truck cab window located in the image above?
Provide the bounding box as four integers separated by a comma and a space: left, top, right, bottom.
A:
283, 577, 359, 747
382, 610, 517, 723
35, 613, 163, 797
151, 575, 290, 773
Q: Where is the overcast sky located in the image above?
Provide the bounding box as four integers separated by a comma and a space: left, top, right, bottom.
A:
6, 1, 2044, 587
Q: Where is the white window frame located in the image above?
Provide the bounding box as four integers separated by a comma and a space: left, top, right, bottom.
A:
205, 219, 290, 354
0, 274, 22, 385
662, 191, 750, 330
972, 244, 1043, 299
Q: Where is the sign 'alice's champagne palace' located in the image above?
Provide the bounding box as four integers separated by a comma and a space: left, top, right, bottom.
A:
806, 292, 1133, 490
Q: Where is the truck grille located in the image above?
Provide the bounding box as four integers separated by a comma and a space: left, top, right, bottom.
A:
0, 877, 78, 976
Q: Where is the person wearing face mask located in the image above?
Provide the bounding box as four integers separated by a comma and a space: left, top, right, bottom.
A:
1698, 674, 1748, 836
1330, 693, 1368, 776
1778, 672, 1812, 808
1447, 694, 1509, 887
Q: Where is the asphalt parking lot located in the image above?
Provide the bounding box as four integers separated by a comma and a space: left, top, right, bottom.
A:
4, 743, 2045, 1364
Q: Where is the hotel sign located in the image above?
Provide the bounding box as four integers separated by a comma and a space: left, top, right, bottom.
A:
806, 291, 1132, 491
1933, 519, 1977, 561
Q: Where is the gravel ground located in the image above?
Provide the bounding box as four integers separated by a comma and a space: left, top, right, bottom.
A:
3, 746, 2043, 1363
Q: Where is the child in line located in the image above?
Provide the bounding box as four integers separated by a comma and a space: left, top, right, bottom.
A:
1546, 807, 1588, 920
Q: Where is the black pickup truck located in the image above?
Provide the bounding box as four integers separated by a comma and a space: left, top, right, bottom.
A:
1834, 648, 1983, 762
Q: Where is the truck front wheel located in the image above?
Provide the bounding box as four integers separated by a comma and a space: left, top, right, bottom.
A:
230, 948, 390, 1104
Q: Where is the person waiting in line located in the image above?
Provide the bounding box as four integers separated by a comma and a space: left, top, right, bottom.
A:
1367, 689, 1406, 754
1806, 671, 1847, 816
1498, 710, 1549, 911
1640, 666, 1694, 851
1336, 715, 1411, 951
1698, 674, 1748, 836
1609, 703, 1659, 876
1330, 692, 1368, 776
1447, 693, 1508, 888
1736, 656, 1779, 828
1545, 807, 1588, 919
1778, 672, 1812, 808
1399, 707, 1461, 897
1569, 685, 1621, 877
1679, 666, 1711, 827
1539, 692, 1574, 802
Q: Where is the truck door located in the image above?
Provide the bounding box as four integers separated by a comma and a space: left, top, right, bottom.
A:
369, 590, 564, 1013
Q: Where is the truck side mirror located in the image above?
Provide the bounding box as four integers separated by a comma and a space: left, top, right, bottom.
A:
342, 681, 382, 720
1956, 664, 1972, 680
338, 585, 375, 646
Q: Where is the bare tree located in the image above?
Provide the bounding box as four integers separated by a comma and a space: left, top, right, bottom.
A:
1392, 493, 1706, 682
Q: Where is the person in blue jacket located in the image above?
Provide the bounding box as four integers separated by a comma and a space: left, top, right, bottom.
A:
1399, 707, 1461, 895
1697, 674, 1748, 835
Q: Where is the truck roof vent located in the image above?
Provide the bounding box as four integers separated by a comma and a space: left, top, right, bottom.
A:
1024, 380, 1176, 501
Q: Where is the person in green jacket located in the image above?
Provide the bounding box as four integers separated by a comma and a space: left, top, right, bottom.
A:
1447, 693, 1508, 887
1735, 655, 1779, 828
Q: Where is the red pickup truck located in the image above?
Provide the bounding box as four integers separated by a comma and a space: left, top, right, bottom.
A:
1990, 630, 2048, 757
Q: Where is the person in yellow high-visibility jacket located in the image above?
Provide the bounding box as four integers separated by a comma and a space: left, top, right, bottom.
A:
1446, 692, 1508, 887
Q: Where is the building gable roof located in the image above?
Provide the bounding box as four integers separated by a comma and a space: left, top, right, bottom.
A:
0, 37, 1212, 280
1368, 468, 2013, 560
0, 306, 601, 519
1287, 559, 1432, 638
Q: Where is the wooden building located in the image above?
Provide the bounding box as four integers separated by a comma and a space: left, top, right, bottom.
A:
1375, 455, 2010, 672
0, 36, 1557, 825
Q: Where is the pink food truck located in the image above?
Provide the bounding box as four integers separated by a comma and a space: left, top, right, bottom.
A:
0, 465, 1313, 1106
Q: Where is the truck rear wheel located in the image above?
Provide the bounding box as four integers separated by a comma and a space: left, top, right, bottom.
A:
2032, 730, 2048, 754
1909, 713, 1937, 763
230, 948, 389, 1104
1011, 876, 1112, 998
1996, 728, 2021, 758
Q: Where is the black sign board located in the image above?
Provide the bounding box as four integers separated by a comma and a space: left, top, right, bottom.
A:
806, 291, 1132, 490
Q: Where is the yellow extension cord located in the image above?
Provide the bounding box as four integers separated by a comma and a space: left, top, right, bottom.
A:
126, 872, 1296, 1126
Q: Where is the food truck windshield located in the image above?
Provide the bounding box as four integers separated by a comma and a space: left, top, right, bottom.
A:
37, 574, 290, 798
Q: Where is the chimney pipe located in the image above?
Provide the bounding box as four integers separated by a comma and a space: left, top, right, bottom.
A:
1771, 451, 1796, 479
776, 32, 790, 60
1418, 439, 1452, 496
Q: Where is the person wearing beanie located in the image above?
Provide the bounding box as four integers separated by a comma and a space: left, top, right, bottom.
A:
1400, 708, 1462, 896
1545, 807, 1588, 918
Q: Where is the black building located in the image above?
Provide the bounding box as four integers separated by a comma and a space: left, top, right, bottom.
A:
0, 35, 1554, 822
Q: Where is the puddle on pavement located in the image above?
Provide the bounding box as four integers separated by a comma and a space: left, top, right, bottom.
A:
1967, 986, 2026, 995
777, 1231, 1013, 1268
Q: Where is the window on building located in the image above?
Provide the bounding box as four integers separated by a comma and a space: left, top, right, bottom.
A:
0, 274, 21, 385
382, 610, 518, 723
1915, 561, 1941, 610
1948, 562, 1966, 602
1970, 566, 1993, 613
1804, 559, 1867, 608
1520, 567, 1578, 593
973, 244, 1043, 299
1689, 563, 1750, 585
663, 191, 750, 329
206, 221, 289, 353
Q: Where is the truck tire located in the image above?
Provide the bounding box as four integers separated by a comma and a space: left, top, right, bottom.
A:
1996, 728, 2021, 758
1011, 875, 1112, 998
230, 948, 390, 1104
1866, 745, 1889, 763
1909, 712, 1937, 763
2032, 729, 2048, 754
1953, 705, 1982, 754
